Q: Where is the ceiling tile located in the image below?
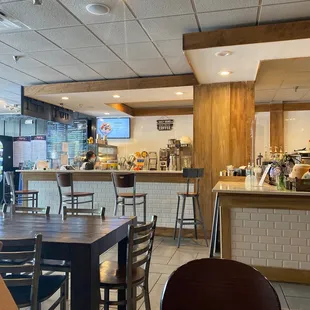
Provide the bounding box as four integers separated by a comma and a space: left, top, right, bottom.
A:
29, 50, 82, 66
300, 89, 310, 100
59, 0, 134, 24
39, 26, 102, 49
255, 72, 285, 90
88, 62, 137, 79
0, 0, 80, 30
273, 88, 308, 101
126, 58, 172, 76
126, 0, 193, 18
140, 15, 199, 41
0, 63, 42, 85
0, 31, 58, 52
255, 89, 276, 103
0, 42, 18, 54
89, 21, 150, 45
24, 66, 72, 83
291, 58, 310, 72
110, 42, 161, 61
66, 46, 119, 64
280, 72, 310, 88
0, 0, 24, 3
154, 39, 184, 58
0, 77, 20, 94
0, 54, 44, 69
194, 0, 259, 12
262, 0, 309, 4
165, 56, 192, 74
260, 2, 310, 24
198, 8, 257, 31
54, 64, 103, 81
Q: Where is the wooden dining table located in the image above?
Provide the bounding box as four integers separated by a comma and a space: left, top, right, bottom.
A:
0, 212, 136, 310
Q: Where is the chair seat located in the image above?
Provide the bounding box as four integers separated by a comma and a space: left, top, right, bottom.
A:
5, 274, 66, 306
99, 261, 145, 288
15, 190, 39, 195
177, 192, 198, 197
62, 192, 93, 197
41, 259, 71, 271
119, 193, 147, 198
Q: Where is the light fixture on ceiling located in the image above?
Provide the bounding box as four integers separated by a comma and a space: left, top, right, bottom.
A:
113, 94, 120, 98
104, 112, 110, 115
62, 96, 69, 100
33, 0, 42, 5
215, 51, 233, 57
218, 70, 232, 76
175, 92, 183, 95
86, 3, 110, 15
13, 55, 24, 63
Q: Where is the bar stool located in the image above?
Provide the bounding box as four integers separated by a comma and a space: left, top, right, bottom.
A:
4, 171, 39, 209
56, 172, 94, 214
112, 172, 147, 224
174, 168, 208, 248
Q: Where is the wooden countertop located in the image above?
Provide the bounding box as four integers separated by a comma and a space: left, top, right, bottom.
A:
213, 181, 310, 196
18, 170, 182, 174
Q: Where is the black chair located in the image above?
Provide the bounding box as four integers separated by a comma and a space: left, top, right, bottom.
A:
161, 258, 281, 310
4, 171, 39, 210
100, 215, 157, 310
174, 168, 208, 247
112, 172, 147, 224
56, 172, 94, 214
0, 234, 66, 310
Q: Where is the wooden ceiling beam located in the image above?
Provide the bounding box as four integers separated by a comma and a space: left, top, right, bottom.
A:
106, 103, 134, 116
133, 107, 193, 117
183, 20, 310, 51
24, 74, 198, 97
255, 102, 310, 112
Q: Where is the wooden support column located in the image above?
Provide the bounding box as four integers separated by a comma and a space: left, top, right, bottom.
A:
270, 104, 284, 151
193, 82, 255, 229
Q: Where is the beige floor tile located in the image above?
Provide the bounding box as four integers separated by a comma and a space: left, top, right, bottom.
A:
271, 282, 289, 310
196, 252, 210, 259
150, 263, 178, 274
151, 255, 171, 264
168, 250, 198, 266
152, 245, 177, 258
286, 296, 310, 310
139, 284, 165, 310
281, 282, 310, 299
157, 274, 170, 285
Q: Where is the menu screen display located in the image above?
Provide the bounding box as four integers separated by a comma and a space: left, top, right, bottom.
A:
97, 118, 131, 139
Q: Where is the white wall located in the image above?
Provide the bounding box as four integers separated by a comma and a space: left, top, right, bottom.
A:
255, 112, 270, 157
284, 111, 310, 153
110, 115, 193, 157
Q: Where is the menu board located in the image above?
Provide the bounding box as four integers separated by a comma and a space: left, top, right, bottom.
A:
97, 118, 130, 139
67, 120, 88, 159
31, 135, 47, 162
46, 122, 67, 159
13, 136, 32, 167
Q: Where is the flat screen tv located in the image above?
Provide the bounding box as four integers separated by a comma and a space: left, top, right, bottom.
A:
96, 118, 131, 139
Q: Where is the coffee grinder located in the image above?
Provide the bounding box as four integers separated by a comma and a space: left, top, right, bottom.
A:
159, 148, 169, 171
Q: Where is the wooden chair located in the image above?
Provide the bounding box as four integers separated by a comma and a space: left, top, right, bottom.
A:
56, 172, 94, 214
100, 215, 157, 310
0, 234, 66, 310
4, 171, 39, 210
174, 168, 208, 247
3, 204, 50, 215
160, 258, 282, 310
112, 172, 147, 224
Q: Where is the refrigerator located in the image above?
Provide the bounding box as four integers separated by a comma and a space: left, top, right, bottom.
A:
0, 136, 13, 204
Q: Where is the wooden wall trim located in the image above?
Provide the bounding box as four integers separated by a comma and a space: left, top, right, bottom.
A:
183, 20, 310, 50
270, 103, 284, 150
133, 107, 193, 116
256, 102, 310, 112
24, 74, 198, 97
106, 103, 134, 116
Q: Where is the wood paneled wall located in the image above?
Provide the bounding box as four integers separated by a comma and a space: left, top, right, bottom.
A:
193, 82, 255, 229
270, 103, 284, 150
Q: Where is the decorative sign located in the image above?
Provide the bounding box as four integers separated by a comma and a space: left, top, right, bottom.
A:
259, 164, 272, 186
157, 119, 174, 131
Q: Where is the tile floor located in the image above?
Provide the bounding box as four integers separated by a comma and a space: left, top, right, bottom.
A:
22, 237, 310, 310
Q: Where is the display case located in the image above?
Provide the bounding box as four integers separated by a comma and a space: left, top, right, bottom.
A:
88, 144, 118, 162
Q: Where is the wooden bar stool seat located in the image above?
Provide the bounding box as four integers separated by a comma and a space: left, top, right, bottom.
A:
118, 193, 147, 198
56, 172, 94, 214
15, 189, 39, 195
174, 168, 209, 248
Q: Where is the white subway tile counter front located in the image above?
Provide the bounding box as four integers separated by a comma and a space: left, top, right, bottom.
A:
213, 180, 310, 284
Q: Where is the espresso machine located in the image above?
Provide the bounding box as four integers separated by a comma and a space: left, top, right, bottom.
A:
167, 139, 192, 170
159, 148, 169, 171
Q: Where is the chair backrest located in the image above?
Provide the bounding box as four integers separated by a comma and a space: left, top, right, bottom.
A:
4, 171, 16, 203
126, 215, 157, 305
63, 206, 105, 218
111, 173, 136, 197
182, 168, 204, 194
0, 234, 42, 310
160, 258, 281, 310
56, 172, 73, 188
0, 241, 2, 251
3, 204, 50, 215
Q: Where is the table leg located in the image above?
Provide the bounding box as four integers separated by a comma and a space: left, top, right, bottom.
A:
71, 244, 100, 310
118, 237, 128, 310
210, 193, 219, 258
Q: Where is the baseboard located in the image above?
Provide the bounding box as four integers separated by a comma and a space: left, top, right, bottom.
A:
156, 227, 211, 239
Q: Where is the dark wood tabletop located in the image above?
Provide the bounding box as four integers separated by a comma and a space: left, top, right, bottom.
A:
0, 213, 136, 310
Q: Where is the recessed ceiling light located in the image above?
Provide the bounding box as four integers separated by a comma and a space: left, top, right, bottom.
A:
86, 3, 110, 15
215, 51, 233, 57
104, 112, 110, 115
113, 95, 120, 98
218, 71, 232, 76
62, 96, 69, 100
175, 92, 183, 95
